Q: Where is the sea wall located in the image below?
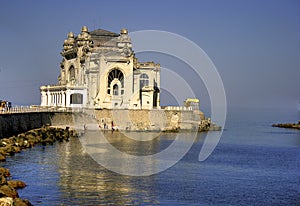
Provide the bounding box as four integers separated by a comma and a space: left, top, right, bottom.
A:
0, 108, 212, 138
48, 109, 205, 131
0, 112, 52, 138
93, 109, 205, 131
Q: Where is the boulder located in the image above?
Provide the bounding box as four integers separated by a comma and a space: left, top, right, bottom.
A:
7, 181, 26, 189
13, 198, 32, 206
0, 185, 18, 198
0, 197, 13, 206
0, 168, 10, 178
0, 175, 7, 186
0, 154, 6, 162
1, 145, 19, 156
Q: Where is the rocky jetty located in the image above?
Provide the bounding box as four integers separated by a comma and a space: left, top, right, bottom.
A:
0, 167, 31, 206
272, 121, 300, 130
0, 127, 78, 205
0, 127, 78, 162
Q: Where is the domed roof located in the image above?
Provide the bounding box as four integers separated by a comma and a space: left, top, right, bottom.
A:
120, 28, 128, 34
81, 26, 89, 33
67, 32, 74, 38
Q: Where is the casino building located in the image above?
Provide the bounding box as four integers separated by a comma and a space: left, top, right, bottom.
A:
40, 26, 160, 109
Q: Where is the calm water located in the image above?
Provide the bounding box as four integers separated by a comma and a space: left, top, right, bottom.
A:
1, 107, 299, 205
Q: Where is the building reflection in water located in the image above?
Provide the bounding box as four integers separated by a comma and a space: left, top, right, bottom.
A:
55, 130, 202, 204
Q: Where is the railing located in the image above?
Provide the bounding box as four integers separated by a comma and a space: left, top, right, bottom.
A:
0, 106, 87, 114
0, 105, 197, 114
163, 106, 194, 111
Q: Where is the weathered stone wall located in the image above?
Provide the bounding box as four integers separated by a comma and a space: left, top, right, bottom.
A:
0, 113, 52, 138
94, 109, 205, 131
0, 109, 208, 138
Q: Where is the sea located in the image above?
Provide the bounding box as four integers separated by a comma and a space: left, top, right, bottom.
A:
1, 107, 299, 205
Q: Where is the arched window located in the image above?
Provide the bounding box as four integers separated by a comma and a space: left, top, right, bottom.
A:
140, 73, 149, 89
113, 84, 119, 95
70, 93, 83, 104
69, 66, 75, 81
107, 69, 124, 94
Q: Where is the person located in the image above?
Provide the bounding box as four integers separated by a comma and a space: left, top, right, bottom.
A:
111, 121, 115, 131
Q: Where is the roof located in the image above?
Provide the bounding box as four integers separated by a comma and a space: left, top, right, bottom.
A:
90, 29, 119, 37
90, 29, 119, 46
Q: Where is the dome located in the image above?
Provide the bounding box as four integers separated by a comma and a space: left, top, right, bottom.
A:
120, 28, 128, 34
81, 26, 89, 33
67, 32, 74, 38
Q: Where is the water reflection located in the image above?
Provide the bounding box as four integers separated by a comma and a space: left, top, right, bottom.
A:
56, 132, 199, 205
77, 130, 198, 176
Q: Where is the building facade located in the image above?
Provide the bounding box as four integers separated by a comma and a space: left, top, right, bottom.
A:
40, 26, 160, 109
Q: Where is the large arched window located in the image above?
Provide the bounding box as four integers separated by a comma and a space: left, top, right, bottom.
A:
69, 66, 75, 82
70, 93, 83, 104
107, 69, 124, 94
140, 73, 149, 89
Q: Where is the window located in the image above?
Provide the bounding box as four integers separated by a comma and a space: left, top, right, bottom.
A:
113, 84, 119, 95
70, 93, 83, 104
69, 66, 75, 81
107, 69, 124, 94
140, 73, 149, 89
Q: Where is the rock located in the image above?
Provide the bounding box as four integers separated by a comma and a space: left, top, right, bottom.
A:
1, 145, 21, 156
7, 181, 26, 189
12, 146, 21, 154
0, 175, 7, 186
272, 122, 300, 130
0, 197, 13, 206
0, 155, 6, 162
0, 169, 10, 178
13, 198, 32, 206
0, 185, 18, 198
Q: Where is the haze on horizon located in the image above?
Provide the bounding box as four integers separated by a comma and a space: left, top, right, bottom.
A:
0, 0, 299, 110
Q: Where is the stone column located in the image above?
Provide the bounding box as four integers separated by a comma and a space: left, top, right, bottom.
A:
53, 93, 55, 106
62, 92, 66, 107
66, 90, 70, 107
50, 93, 53, 106
40, 91, 46, 106
47, 90, 51, 106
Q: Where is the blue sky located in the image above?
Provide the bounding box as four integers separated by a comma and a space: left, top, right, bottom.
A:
0, 0, 299, 109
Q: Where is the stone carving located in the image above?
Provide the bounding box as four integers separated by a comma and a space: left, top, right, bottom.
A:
117, 28, 133, 57
77, 26, 93, 48
63, 32, 75, 51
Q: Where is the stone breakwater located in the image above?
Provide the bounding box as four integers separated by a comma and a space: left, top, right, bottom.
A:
0, 127, 78, 206
0, 127, 78, 162
272, 121, 300, 130
0, 167, 30, 206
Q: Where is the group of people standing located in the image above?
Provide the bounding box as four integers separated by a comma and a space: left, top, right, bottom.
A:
98, 120, 116, 131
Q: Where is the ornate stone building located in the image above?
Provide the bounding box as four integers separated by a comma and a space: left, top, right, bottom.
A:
40, 26, 160, 109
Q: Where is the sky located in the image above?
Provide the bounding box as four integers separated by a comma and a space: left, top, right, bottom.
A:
0, 0, 299, 110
